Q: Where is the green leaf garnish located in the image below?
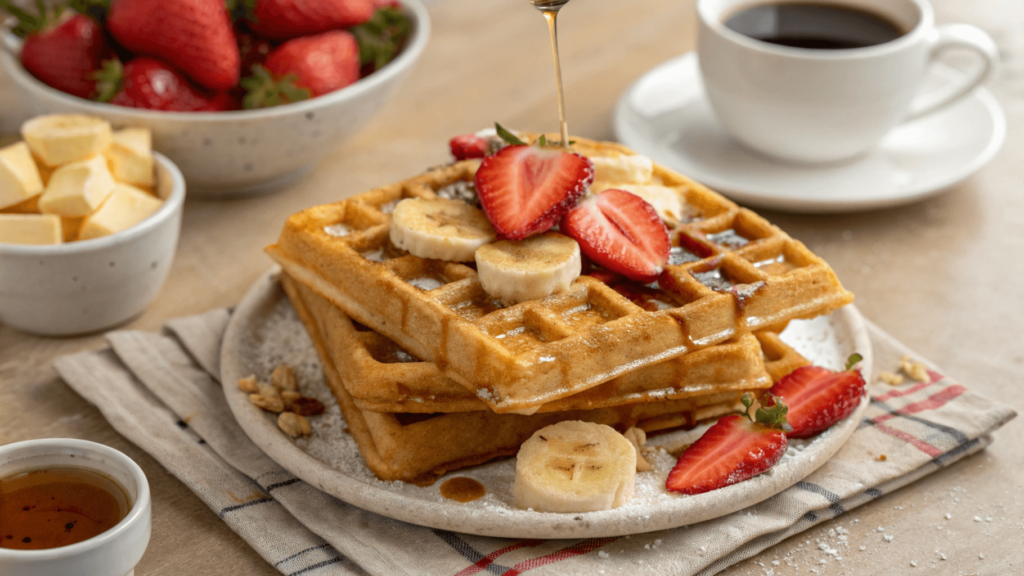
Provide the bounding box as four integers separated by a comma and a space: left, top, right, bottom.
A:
495, 122, 526, 146
845, 353, 864, 371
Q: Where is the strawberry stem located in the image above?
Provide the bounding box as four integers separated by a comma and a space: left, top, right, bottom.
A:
91, 58, 122, 103
352, 7, 411, 71
742, 392, 792, 432
2, 0, 61, 37
240, 64, 311, 109
845, 353, 864, 371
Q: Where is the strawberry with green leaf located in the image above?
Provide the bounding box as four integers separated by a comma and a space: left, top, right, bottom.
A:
768, 353, 866, 439
4, 1, 107, 99
241, 30, 359, 109
666, 393, 791, 495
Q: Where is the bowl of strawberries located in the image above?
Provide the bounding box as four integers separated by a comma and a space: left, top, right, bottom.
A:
0, 0, 430, 196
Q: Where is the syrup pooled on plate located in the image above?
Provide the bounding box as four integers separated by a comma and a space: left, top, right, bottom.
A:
0, 467, 130, 550
529, 0, 572, 147
439, 477, 486, 503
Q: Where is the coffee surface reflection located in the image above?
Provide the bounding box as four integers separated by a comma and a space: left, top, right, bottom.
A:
725, 3, 904, 50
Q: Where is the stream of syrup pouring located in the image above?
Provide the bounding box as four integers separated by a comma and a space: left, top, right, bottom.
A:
529, 0, 572, 149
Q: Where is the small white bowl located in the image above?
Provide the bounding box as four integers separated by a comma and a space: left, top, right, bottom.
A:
0, 439, 152, 576
0, 0, 431, 197
0, 152, 184, 336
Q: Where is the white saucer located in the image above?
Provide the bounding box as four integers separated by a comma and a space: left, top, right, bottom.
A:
613, 52, 1006, 213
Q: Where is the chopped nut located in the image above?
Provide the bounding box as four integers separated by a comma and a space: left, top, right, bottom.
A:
622, 427, 653, 472
278, 412, 311, 438
238, 375, 259, 393
878, 454, 887, 461
249, 393, 284, 413
272, 364, 299, 392
290, 397, 325, 417
877, 371, 904, 386
257, 383, 281, 398
281, 390, 302, 410
899, 355, 930, 382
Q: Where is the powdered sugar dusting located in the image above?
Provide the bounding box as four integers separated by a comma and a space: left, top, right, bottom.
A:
225, 278, 869, 537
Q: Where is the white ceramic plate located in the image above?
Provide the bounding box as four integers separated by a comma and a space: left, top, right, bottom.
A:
614, 52, 1006, 213
220, 271, 872, 538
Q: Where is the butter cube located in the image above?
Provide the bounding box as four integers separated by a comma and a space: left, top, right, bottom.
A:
62, 217, 84, 242
0, 213, 62, 245
590, 155, 654, 185
105, 128, 154, 187
0, 142, 44, 210
79, 183, 163, 240
39, 155, 117, 217
22, 114, 112, 167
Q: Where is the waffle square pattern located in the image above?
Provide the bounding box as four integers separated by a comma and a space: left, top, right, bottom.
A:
267, 135, 852, 415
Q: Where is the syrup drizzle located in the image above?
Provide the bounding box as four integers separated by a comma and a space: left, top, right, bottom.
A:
530, 0, 571, 148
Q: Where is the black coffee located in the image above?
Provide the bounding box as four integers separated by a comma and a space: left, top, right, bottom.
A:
725, 3, 904, 50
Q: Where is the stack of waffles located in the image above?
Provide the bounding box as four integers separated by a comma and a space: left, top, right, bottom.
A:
268, 135, 854, 485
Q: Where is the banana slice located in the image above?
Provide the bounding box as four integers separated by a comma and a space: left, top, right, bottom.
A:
590, 183, 685, 223
22, 114, 112, 167
589, 154, 653, 185
389, 197, 496, 262
513, 420, 636, 513
475, 232, 581, 305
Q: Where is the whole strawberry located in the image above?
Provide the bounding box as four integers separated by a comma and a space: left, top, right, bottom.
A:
105, 57, 236, 112
247, 0, 375, 41
106, 0, 240, 91
7, 5, 107, 99
241, 30, 359, 108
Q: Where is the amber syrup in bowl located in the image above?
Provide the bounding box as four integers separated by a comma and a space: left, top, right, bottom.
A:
0, 467, 131, 550
529, 0, 572, 148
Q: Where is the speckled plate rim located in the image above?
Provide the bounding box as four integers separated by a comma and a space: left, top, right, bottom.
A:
220, 270, 872, 539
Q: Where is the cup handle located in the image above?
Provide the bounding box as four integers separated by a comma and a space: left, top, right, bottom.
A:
905, 24, 999, 120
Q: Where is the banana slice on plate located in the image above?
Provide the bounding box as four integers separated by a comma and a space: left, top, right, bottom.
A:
475, 232, 581, 305
513, 420, 637, 513
389, 197, 496, 262
21, 115, 113, 167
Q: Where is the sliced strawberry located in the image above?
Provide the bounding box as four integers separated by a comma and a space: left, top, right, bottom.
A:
667, 394, 790, 495
450, 134, 488, 160
561, 189, 670, 283
475, 145, 594, 240
768, 355, 866, 439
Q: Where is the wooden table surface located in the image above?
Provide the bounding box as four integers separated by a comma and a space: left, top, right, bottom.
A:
2, 0, 1022, 574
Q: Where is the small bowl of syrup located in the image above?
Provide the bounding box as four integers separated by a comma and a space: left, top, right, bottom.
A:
0, 439, 151, 576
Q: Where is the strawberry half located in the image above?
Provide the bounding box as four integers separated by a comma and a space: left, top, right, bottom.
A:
475, 145, 594, 240
768, 354, 866, 439
450, 134, 488, 160
561, 189, 670, 283
666, 393, 791, 495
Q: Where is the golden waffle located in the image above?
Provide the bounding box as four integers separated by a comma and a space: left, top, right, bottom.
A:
283, 274, 811, 484
267, 135, 852, 414
284, 273, 810, 414
285, 274, 765, 484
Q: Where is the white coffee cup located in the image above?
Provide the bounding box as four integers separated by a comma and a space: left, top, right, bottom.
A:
696, 0, 999, 164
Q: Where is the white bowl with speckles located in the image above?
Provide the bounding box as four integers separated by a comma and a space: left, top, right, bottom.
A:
0, 0, 430, 197
0, 153, 184, 336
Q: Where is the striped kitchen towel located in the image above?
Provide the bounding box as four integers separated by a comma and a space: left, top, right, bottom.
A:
52, 311, 1015, 576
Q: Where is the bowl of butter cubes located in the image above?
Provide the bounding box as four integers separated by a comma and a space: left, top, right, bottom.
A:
0, 114, 184, 336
